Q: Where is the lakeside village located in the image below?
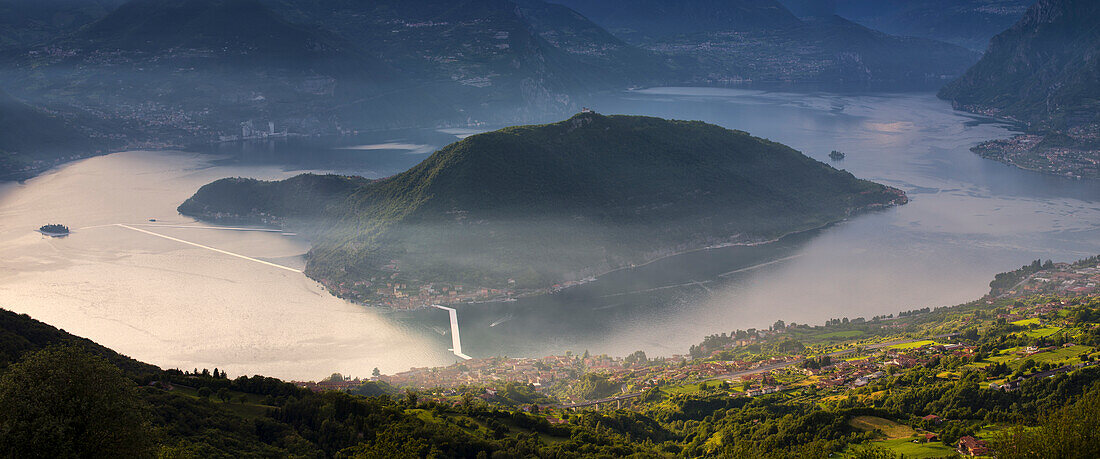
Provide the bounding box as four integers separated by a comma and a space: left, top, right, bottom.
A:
969, 123, 1100, 180
292, 255, 1100, 456
321, 268, 597, 310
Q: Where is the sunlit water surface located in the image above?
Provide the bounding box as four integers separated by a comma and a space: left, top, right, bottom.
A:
1, 88, 1098, 379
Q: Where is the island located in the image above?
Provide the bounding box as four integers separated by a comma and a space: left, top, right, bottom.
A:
180, 112, 907, 309
38, 224, 70, 237
828, 150, 845, 161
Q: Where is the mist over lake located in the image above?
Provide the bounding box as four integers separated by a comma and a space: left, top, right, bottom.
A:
1, 88, 1097, 379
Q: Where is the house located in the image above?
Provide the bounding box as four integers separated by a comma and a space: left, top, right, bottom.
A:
887, 356, 918, 368
957, 436, 990, 456
921, 414, 943, 424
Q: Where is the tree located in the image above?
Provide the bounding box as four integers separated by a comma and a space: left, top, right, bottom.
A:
217, 387, 231, 403
848, 445, 900, 458
773, 319, 785, 331
0, 345, 155, 458
624, 350, 648, 366
198, 387, 212, 400
992, 383, 1100, 458
372, 367, 381, 378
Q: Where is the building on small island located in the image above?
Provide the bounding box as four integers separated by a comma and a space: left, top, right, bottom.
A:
38, 224, 69, 237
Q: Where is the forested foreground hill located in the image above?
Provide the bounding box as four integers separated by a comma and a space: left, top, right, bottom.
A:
4, 260, 1100, 457
180, 113, 907, 306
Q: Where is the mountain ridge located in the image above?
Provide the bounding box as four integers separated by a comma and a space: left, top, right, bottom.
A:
939, 0, 1100, 129
938, 0, 1100, 179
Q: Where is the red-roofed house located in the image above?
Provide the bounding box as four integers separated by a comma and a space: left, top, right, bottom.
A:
957, 436, 989, 456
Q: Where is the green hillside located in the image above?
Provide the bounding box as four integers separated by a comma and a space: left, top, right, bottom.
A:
4, 275, 1100, 456
181, 113, 907, 302
0, 309, 157, 376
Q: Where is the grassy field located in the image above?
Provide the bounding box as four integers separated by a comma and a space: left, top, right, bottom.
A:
662, 381, 742, 396
848, 416, 915, 439
1025, 326, 1063, 338
889, 340, 939, 350
871, 437, 958, 458
1012, 318, 1041, 326
980, 345, 1092, 371
1028, 345, 1091, 366
171, 385, 274, 419
818, 330, 866, 340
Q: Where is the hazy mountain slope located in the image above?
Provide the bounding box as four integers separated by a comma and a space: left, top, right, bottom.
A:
0, 0, 125, 50
261, 0, 668, 109
653, 14, 979, 86
939, 0, 1100, 129
181, 113, 906, 303
779, 0, 1031, 51
0, 0, 666, 154
552, 0, 977, 86
0, 88, 101, 179
0, 0, 437, 144
511, 0, 674, 85
550, 0, 801, 42
938, 0, 1100, 179
74, 0, 364, 63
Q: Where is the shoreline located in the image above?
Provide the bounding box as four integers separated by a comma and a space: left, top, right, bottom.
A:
948, 105, 1098, 180
324, 195, 908, 312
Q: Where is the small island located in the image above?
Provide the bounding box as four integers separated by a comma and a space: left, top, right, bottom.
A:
829, 150, 845, 161
38, 224, 70, 237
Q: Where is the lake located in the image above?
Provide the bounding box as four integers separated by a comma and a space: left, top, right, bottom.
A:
1, 88, 1097, 379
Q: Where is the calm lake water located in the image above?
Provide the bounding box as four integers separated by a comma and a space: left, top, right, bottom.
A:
1, 88, 1098, 379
